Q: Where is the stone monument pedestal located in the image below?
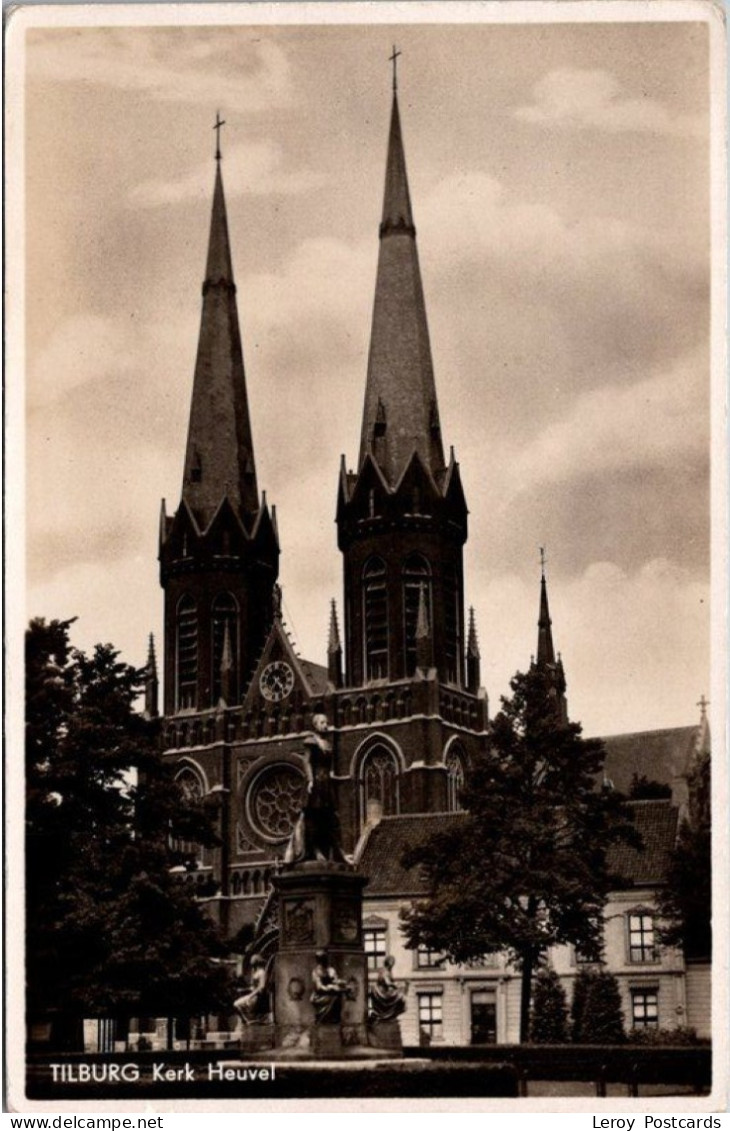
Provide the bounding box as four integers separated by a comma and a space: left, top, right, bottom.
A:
367, 1018, 403, 1053
273, 861, 393, 1058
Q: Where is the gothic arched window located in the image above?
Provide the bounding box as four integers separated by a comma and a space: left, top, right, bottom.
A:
363, 557, 388, 681
445, 747, 466, 813
361, 744, 400, 823
171, 767, 205, 863
442, 561, 460, 685
211, 592, 239, 704
176, 596, 198, 711
402, 554, 432, 675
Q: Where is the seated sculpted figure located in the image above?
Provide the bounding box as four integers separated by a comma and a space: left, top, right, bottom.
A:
310, 949, 351, 1024
234, 954, 270, 1025
369, 955, 406, 1023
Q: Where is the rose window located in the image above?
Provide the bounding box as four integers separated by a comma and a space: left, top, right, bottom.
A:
249, 766, 307, 841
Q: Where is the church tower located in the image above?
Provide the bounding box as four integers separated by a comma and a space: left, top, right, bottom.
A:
159, 138, 279, 716
337, 68, 469, 689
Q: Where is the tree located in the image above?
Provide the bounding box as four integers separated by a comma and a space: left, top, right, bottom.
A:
26, 618, 232, 1048
657, 750, 711, 960
570, 968, 595, 1042
629, 773, 671, 800
578, 971, 625, 1044
529, 968, 569, 1043
400, 666, 639, 1042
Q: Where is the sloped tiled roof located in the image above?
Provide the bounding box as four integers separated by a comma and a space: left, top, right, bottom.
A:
360, 812, 466, 896
606, 799, 679, 886
299, 660, 329, 695
359, 801, 678, 897
599, 727, 696, 794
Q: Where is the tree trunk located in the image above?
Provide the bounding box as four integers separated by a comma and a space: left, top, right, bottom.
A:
519, 951, 534, 1044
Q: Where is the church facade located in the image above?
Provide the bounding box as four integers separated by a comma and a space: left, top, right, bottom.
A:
156, 80, 490, 944
148, 79, 709, 1047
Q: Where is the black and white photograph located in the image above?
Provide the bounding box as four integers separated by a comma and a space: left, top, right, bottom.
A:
6, 0, 726, 1112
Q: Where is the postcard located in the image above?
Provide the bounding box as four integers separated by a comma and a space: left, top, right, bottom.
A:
5, 0, 727, 1114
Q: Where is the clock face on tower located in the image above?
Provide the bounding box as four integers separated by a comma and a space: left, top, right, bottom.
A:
259, 660, 295, 702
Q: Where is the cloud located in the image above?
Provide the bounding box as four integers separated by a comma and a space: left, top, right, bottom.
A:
28, 314, 133, 408
514, 68, 705, 137
129, 140, 325, 207
420, 170, 702, 284
506, 347, 708, 496
28, 30, 292, 113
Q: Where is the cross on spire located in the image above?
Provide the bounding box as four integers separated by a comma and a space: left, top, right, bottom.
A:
213, 111, 226, 161
389, 44, 402, 93
697, 694, 709, 721
540, 546, 547, 579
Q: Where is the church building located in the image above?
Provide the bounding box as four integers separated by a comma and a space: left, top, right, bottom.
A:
149, 73, 710, 1048
156, 75, 488, 941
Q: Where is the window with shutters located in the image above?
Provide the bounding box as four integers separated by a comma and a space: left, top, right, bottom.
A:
211, 592, 238, 703
402, 554, 431, 675
176, 596, 198, 710
363, 557, 388, 680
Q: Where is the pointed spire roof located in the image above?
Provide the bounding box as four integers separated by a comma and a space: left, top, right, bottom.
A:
144, 632, 159, 720
380, 92, 414, 238
328, 599, 342, 654
147, 632, 158, 677
359, 80, 445, 486
537, 553, 556, 667
181, 149, 260, 528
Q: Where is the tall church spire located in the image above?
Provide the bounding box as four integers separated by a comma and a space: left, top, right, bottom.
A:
359, 70, 445, 484
537, 550, 556, 667
181, 147, 259, 528
338, 61, 469, 689
533, 551, 567, 723
159, 128, 279, 716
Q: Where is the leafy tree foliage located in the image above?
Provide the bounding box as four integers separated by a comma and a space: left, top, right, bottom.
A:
26, 618, 232, 1047
629, 773, 672, 800
400, 667, 639, 1041
657, 750, 711, 959
570, 968, 594, 1042
576, 970, 626, 1044
529, 968, 569, 1043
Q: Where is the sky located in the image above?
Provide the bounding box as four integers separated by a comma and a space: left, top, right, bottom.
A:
21, 10, 715, 737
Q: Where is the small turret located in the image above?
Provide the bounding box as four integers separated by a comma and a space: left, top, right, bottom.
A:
327, 599, 343, 689
144, 633, 159, 720
466, 606, 481, 695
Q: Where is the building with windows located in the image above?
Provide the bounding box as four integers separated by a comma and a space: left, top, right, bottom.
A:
148, 74, 710, 1047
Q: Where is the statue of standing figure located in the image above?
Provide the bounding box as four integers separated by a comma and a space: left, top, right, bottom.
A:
369, 955, 407, 1023
285, 714, 349, 866
310, 949, 352, 1024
